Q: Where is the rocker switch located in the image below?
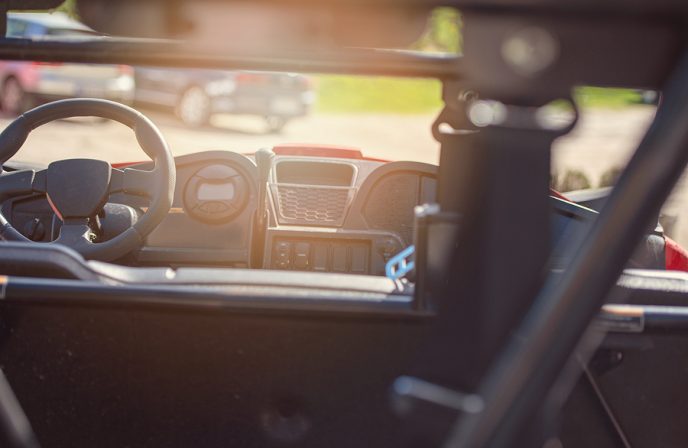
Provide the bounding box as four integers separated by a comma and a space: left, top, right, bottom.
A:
313, 245, 328, 271
332, 246, 347, 272
293, 243, 310, 269
274, 241, 291, 269
350, 246, 368, 273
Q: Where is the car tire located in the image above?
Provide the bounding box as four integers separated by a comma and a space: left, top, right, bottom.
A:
1, 77, 30, 116
265, 116, 287, 133
176, 86, 211, 128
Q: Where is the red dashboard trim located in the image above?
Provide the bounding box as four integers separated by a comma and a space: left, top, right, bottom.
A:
665, 236, 688, 272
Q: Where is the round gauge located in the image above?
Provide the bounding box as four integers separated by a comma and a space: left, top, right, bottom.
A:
184, 164, 248, 224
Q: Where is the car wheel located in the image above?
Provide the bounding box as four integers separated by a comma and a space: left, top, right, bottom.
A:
1, 77, 29, 116
177, 86, 211, 127
265, 116, 287, 133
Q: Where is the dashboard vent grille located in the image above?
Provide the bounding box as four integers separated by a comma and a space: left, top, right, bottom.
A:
271, 184, 353, 226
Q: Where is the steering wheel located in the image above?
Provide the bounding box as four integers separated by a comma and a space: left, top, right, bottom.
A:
0, 99, 175, 261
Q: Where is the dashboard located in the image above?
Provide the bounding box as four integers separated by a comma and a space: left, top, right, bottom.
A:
2, 150, 438, 276
2, 150, 666, 279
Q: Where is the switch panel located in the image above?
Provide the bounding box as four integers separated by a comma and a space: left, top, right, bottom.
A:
270, 238, 370, 274
273, 241, 292, 269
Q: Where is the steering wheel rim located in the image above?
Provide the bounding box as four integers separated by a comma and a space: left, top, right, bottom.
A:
0, 98, 175, 261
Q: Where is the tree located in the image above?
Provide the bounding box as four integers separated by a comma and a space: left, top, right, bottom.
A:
54, 0, 78, 19
413, 8, 462, 54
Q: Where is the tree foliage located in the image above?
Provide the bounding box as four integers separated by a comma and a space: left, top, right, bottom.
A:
412, 7, 462, 54
55, 0, 78, 18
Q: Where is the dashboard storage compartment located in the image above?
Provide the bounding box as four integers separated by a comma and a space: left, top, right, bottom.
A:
270, 183, 355, 226
270, 159, 358, 226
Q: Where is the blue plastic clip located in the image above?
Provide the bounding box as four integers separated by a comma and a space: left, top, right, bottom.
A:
385, 245, 415, 280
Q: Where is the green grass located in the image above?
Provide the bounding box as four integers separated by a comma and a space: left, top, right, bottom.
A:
574, 87, 646, 108
314, 75, 443, 114
313, 76, 651, 114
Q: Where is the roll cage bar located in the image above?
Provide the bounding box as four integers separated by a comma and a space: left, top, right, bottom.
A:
1, 1, 688, 447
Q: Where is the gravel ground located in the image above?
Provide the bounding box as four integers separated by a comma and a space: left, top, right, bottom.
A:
11, 109, 441, 165
8, 104, 688, 245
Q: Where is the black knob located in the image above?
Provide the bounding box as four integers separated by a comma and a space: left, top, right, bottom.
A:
22, 218, 45, 241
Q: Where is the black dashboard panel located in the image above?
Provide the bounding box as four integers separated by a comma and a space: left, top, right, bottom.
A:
2, 152, 439, 275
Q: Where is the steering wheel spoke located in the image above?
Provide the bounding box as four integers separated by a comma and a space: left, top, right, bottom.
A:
52, 221, 94, 248
0, 169, 47, 200
110, 168, 158, 198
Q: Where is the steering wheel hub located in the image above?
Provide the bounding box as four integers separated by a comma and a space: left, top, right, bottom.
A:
46, 159, 112, 221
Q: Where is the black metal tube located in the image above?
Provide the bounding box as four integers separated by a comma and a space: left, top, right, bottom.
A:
2, 277, 426, 318
0, 369, 39, 448
445, 49, 688, 448
643, 307, 688, 329
603, 304, 688, 331
0, 38, 463, 79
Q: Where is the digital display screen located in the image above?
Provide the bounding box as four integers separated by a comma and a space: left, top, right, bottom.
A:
197, 182, 235, 201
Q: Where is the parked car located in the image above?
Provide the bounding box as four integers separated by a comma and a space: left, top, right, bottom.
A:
134, 67, 314, 131
0, 12, 134, 114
